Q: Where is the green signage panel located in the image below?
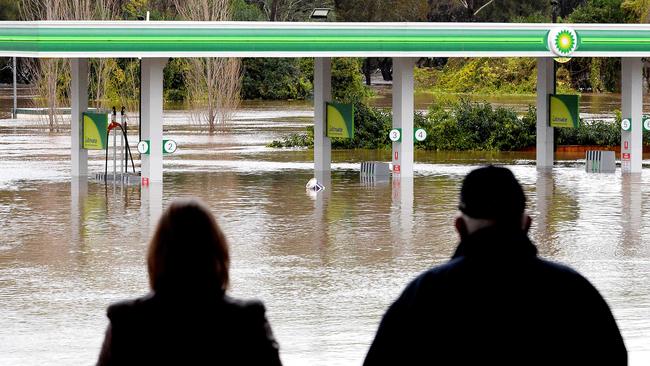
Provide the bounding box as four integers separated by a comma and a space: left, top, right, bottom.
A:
326, 102, 354, 139
82, 112, 109, 149
549, 94, 579, 128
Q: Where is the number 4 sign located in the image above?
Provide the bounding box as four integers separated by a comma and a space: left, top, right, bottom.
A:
415, 128, 427, 141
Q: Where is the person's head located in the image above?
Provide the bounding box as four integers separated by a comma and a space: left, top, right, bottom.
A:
455, 165, 531, 239
147, 198, 229, 294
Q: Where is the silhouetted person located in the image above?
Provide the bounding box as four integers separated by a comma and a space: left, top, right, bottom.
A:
97, 199, 282, 365
364, 166, 627, 365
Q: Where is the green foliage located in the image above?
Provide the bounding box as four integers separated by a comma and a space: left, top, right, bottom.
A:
331, 58, 372, 103
330, 102, 392, 148
270, 100, 540, 151
232, 0, 266, 21
242, 57, 369, 101
567, 0, 628, 23
268, 131, 313, 148
164, 58, 189, 102
623, 0, 650, 22
557, 120, 621, 146
421, 58, 540, 95
122, 0, 150, 19
270, 99, 629, 151
0, 0, 19, 20
242, 58, 312, 100
417, 100, 536, 151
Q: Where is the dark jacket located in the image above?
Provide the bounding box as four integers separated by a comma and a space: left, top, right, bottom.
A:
364, 225, 627, 366
97, 291, 282, 365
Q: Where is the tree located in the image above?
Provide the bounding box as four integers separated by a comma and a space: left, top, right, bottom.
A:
335, 0, 427, 22
19, 0, 69, 130
622, 0, 650, 22
252, 0, 335, 21
566, 0, 628, 92
0, 0, 19, 20
173, 0, 241, 133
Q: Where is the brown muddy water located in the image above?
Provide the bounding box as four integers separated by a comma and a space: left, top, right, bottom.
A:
0, 97, 649, 365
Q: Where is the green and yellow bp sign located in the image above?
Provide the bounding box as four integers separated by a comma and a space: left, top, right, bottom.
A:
82, 112, 109, 149
549, 94, 579, 128
326, 102, 354, 139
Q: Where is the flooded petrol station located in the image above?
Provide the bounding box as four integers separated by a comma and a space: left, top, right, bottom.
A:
1, 20, 650, 365
0, 104, 649, 365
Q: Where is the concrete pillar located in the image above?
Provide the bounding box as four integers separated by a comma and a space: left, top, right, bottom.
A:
71, 58, 89, 177
621, 58, 643, 174
140, 58, 168, 183
536, 58, 555, 171
314, 57, 332, 174
392, 58, 416, 178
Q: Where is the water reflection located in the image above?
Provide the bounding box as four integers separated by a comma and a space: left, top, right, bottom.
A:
621, 174, 642, 255
391, 176, 414, 250
141, 182, 163, 235
71, 177, 88, 248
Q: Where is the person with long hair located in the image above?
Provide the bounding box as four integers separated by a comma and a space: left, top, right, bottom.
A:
97, 199, 282, 365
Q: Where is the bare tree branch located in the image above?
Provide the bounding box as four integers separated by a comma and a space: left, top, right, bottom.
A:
473, 0, 495, 16
173, 0, 241, 134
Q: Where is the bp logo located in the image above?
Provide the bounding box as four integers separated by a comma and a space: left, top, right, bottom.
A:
548, 28, 578, 57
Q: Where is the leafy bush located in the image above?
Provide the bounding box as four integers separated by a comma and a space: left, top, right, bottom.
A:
242, 57, 370, 101
330, 102, 392, 149
269, 100, 627, 151
242, 58, 312, 100
557, 120, 621, 146
268, 131, 313, 148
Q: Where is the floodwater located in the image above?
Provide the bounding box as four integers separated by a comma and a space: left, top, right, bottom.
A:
0, 100, 649, 365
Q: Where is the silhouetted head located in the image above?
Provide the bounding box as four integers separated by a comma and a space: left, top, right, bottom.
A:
455, 165, 531, 239
147, 199, 229, 295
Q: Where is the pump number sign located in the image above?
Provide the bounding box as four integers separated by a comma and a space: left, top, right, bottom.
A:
415, 128, 427, 141
163, 139, 177, 154
137, 140, 150, 154
389, 129, 402, 142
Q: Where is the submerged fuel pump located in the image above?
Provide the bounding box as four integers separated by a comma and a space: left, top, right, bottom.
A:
104, 106, 137, 184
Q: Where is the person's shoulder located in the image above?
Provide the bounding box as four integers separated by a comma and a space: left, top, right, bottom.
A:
535, 257, 587, 279
534, 257, 600, 291
106, 293, 156, 321
414, 257, 466, 284
400, 258, 466, 301
221, 295, 267, 317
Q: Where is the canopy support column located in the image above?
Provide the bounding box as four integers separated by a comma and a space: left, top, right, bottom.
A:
314, 57, 332, 175
71, 58, 88, 177
141, 58, 168, 184
621, 57, 643, 174
536, 58, 554, 171
392, 58, 416, 178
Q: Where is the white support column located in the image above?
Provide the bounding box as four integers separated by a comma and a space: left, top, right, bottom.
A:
536, 58, 555, 171
621, 58, 643, 174
392, 58, 416, 178
314, 57, 332, 174
141, 58, 168, 183
71, 58, 88, 177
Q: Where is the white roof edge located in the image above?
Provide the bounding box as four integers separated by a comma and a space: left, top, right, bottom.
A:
0, 21, 649, 31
